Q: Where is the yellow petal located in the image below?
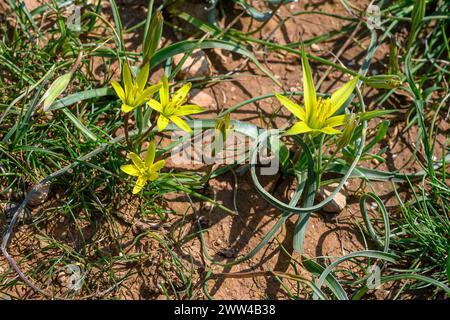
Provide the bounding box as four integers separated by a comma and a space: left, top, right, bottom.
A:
175, 104, 206, 116
129, 152, 145, 169
120, 164, 140, 176
147, 99, 163, 112
132, 176, 148, 194
111, 81, 125, 101
136, 63, 150, 91
169, 116, 192, 133
320, 126, 342, 135
136, 83, 162, 106
324, 114, 346, 128
121, 103, 135, 113
172, 83, 192, 106
159, 75, 169, 107
144, 140, 156, 167
122, 63, 133, 95
148, 172, 159, 182
301, 43, 317, 120
328, 76, 359, 116
157, 114, 170, 132
275, 94, 306, 121
151, 159, 165, 173
286, 121, 313, 135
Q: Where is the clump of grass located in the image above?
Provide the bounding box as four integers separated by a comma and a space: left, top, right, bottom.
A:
1, 0, 449, 301
390, 178, 450, 297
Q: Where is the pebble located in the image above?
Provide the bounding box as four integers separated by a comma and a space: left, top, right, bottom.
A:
27, 183, 51, 207
316, 183, 347, 213
311, 44, 321, 51
190, 89, 214, 108
173, 49, 211, 79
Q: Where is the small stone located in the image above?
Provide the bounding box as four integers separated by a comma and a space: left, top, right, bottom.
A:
190, 89, 214, 108
202, 201, 214, 212
286, 65, 296, 72
27, 183, 51, 207
173, 49, 211, 79
371, 158, 380, 166
311, 44, 321, 51
114, 127, 125, 138
56, 271, 68, 287
316, 183, 347, 213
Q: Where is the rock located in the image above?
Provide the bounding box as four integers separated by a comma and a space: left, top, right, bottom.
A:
311, 44, 322, 52
286, 65, 296, 72
27, 183, 51, 207
316, 183, 347, 213
114, 127, 125, 138
173, 49, 211, 79
190, 89, 214, 108
202, 201, 214, 212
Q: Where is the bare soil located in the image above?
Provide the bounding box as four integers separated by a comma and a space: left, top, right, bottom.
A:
0, 0, 447, 300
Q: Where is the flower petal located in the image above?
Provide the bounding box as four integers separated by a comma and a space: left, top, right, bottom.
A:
147, 99, 163, 113
169, 116, 192, 133
324, 114, 346, 128
148, 172, 159, 181
144, 140, 156, 167
121, 103, 135, 113
129, 152, 145, 169
151, 159, 165, 173
132, 176, 148, 194
136, 63, 150, 91
122, 63, 133, 95
136, 83, 162, 106
175, 104, 206, 116
172, 83, 192, 106
111, 81, 125, 101
301, 43, 317, 120
285, 121, 313, 135
328, 76, 359, 116
320, 126, 342, 135
275, 94, 306, 121
157, 114, 170, 132
159, 75, 169, 107
120, 164, 140, 176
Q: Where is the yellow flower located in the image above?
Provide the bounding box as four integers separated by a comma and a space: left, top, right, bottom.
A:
111, 63, 161, 113
276, 47, 359, 136
147, 75, 205, 133
120, 141, 165, 194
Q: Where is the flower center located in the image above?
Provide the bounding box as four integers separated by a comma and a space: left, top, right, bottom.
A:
309, 98, 331, 129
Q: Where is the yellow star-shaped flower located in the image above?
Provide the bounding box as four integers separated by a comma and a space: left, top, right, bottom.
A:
276, 47, 359, 136
111, 63, 161, 113
120, 141, 165, 194
147, 75, 205, 133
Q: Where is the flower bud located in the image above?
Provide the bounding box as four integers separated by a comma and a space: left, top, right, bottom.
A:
365, 75, 401, 89
143, 11, 163, 63
337, 114, 358, 150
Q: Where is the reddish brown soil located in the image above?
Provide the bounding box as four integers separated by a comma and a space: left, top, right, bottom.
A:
0, 0, 447, 300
